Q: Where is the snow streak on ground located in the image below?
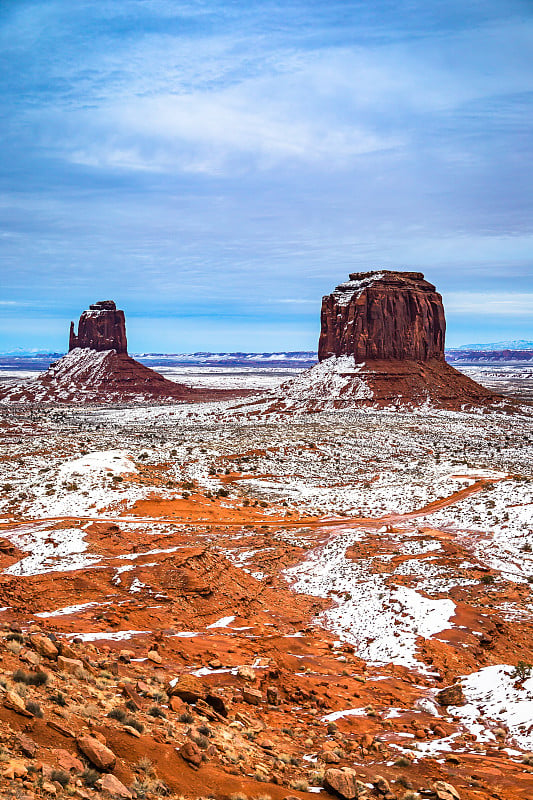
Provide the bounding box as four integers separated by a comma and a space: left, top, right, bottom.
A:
3, 522, 100, 576
285, 527, 455, 670
450, 664, 533, 750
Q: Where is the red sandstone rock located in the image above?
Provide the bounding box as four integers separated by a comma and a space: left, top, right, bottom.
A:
0, 300, 253, 405
319, 271, 446, 362
242, 686, 263, 705
167, 674, 206, 703
180, 740, 202, 767
436, 683, 465, 706
69, 300, 127, 354
77, 735, 116, 771
95, 773, 132, 798
4, 690, 31, 716
277, 270, 502, 411
323, 767, 359, 799
30, 634, 58, 659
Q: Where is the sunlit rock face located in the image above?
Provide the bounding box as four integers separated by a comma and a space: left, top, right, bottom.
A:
318, 271, 446, 363
271, 269, 503, 412
69, 300, 128, 354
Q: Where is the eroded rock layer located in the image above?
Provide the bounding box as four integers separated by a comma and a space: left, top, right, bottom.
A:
281, 270, 503, 411
319, 271, 446, 362
69, 300, 128, 354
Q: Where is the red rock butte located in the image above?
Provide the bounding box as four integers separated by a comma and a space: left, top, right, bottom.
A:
69, 300, 127, 354
279, 270, 504, 411
319, 271, 446, 362
0, 301, 251, 405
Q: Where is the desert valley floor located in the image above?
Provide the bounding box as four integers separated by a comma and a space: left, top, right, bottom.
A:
0, 388, 532, 800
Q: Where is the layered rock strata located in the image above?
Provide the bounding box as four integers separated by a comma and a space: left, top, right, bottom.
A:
69, 300, 127, 354
279, 270, 501, 411
318, 271, 445, 362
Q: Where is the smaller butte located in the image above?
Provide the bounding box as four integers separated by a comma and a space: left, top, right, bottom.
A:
0, 301, 249, 405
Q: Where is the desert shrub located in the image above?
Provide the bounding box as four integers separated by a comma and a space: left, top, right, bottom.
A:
192, 733, 209, 750
197, 724, 211, 737
82, 768, 99, 787
108, 707, 127, 721
135, 757, 154, 774
148, 705, 166, 719
179, 712, 194, 724
6, 632, 24, 643
52, 691, 67, 707
512, 661, 532, 681
394, 757, 411, 767
124, 715, 144, 733
29, 670, 49, 686
131, 778, 169, 798
51, 769, 70, 787
126, 699, 138, 712
292, 779, 308, 791
480, 574, 495, 585
26, 700, 43, 717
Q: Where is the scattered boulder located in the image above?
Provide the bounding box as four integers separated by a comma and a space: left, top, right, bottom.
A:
432, 781, 460, 800
1, 759, 28, 779
436, 684, 465, 707
17, 734, 38, 758
77, 735, 116, 771
54, 749, 84, 773
167, 674, 206, 703
242, 687, 262, 706
4, 689, 31, 716
237, 665, 256, 682
323, 767, 359, 799
30, 635, 58, 659
180, 741, 202, 768
96, 773, 133, 798
57, 655, 84, 675
147, 649, 162, 664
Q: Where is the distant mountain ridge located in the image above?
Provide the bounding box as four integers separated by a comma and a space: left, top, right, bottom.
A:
1, 345, 532, 370
455, 340, 533, 351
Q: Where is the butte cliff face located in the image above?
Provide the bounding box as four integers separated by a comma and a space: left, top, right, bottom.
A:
318, 271, 446, 362
69, 300, 127, 354
279, 270, 502, 411
0, 301, 249, 405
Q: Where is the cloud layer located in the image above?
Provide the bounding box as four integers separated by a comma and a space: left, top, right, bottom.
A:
1, 0, 532, 350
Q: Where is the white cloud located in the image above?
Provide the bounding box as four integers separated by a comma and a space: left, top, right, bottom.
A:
444, 292, 533, 315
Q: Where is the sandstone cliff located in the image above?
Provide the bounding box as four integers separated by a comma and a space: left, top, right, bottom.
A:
69, 300, 127, 354
319, 271, 446, 362
278, 270, 503, 411
0, 301, 251, 405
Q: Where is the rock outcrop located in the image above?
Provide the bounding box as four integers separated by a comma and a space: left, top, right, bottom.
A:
319, 271, 445, 362
0, 301, 251, 405
69, 300, 127, 353
277, 270, 503, 411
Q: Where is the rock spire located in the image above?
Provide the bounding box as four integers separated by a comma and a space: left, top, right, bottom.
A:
69, 300, 127, 354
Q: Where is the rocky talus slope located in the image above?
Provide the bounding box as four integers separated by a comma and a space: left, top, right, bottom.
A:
0, 398, 532, 800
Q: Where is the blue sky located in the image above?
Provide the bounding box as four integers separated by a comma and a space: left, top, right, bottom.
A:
1, 0, 532, 352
